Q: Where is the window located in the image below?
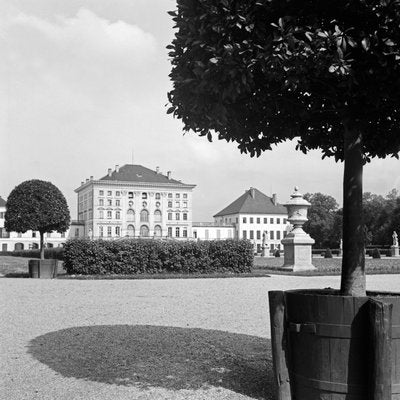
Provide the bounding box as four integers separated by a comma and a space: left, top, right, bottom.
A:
154, 210, 162, 222
277, 218, 281, 224
154, 225, 162, 237
176, 193, 180, 198
183, 213, 187, 221
183, 229, 188, 238
128, 192, 134, 199
283, 231, 288, 238
168, 193, 172, 198
61, 232, 65, 238
270, 218, 274, 224
183, 193, 187, 198
277, 231, 281, 240
107, 226, 112, 237
128, 201, 134, 207
99, 226, 104, 237
127, 225, 135, 237
243, 230, 247, 239
107, 211, 112, 219
270, 231, 275, 240
140, 225, 149, 237
99, 210, 104, 219
193, 230, 197, 239
168, 201, 172, 208
236, 218, 239, 223
127, 209, 135, 221
116, 211, 120, 219
257, 218, 260, 224
257, 231, 261, 240
243, 217, 247, 223
107, 191, 112, 196
205, 229, 209, 239
142, 193, 147, 199
32, 232, 37, 238
250, 231, 254, 240
99, 199, 104, 206
156, 201, 160, 208
17, 232, 22, 238
264, 218, 267, 223
183, 201, 188, 208
140, 209, 149, 222
115, 200, 120, 207
142, 201, 147, 208
284, 218, 287, 224
176, 213, 180, 220
99, 190, 104, 196
0, 212, 4, 218
116, 191, 120, 197
115, 226, 120, 236
168, 227, 172, 237
176, 227, 180, 237
168, 213, 172, 220
107, 199, 112, 206
250, 217, 254, 224
175, 201, 180, 207
155, 193, 160, 200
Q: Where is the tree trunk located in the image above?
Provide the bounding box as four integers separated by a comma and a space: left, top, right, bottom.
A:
340, 127, 366, 296
40, 231, 45, 260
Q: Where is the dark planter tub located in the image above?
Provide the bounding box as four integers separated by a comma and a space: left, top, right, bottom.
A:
28, 259, 58, 279
269, 289, 400, 400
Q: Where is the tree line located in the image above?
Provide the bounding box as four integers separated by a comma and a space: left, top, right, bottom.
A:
304, 189, 400, 249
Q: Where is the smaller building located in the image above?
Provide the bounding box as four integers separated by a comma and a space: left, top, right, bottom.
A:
0, 195, 83, 251
192, 222, 235, 241
213, 187, 290, 253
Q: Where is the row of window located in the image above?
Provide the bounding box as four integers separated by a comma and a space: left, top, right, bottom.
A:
10, 231, 65, 239
97, 199, 189, 208
99, 190, 189, 199
98, 209, 189, 222
98, 225, 188, 238
242, 230, 287, 240
242, 217, 287, 224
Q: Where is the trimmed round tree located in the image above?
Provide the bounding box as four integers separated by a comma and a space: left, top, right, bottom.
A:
168, 0, 400, 296
5, 180, 70, 259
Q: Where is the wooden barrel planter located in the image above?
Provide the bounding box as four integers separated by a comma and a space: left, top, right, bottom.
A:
28, 259, 58, 279
269, 289, 400, 400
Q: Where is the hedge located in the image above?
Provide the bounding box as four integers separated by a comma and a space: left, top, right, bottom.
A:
0, 248, 64, 260
63, 238, 254, 275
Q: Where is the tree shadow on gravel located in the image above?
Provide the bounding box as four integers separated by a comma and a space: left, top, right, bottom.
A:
28, 325, 273, 399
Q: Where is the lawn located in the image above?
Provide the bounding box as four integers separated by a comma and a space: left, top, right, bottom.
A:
0, 255, 399, 278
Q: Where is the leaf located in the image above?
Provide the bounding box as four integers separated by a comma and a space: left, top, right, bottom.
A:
209, 57, 219, 64
167, 107, 175, 114
361, 37, 370, 51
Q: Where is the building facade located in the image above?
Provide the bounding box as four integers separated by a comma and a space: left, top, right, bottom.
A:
75, 164, 196, 240
0, 196, 84, 251
192, 222, 235, 241
213, 187, 290, 253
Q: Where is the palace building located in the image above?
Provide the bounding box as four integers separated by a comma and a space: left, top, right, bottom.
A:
75, 164, 196, 240
213, 187, 290, 253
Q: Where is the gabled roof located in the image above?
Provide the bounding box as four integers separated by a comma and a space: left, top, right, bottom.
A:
0, 196, 6, 207
99, 164, 190, 185
214, 188, 287, 217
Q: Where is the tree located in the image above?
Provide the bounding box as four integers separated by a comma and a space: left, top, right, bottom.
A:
303, 192, 339, 248
168, 0, 400, 295
5, 180, 70, 259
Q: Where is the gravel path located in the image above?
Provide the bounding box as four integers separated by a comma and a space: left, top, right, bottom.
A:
1, 274, 400, 400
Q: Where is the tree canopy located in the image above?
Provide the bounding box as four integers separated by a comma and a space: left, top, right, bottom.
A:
5, 180, 70, 235
168, 0, 400, 160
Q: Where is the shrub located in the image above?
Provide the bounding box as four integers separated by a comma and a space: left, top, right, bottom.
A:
274, 249, 281, 257
324, 248, 333, 258
63, 238, 254, 275
372, 248, 381, 259
1, 248, 64, 260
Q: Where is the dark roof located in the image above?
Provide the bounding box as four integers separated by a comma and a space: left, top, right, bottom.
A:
99, 164, 188, 185
0, 196, 6, 207
214, 188, 287, 217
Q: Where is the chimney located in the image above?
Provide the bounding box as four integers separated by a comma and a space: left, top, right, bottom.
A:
90, 176, 93, 181
115, 165, 119, 173
167, 171, 171, 179
108, 168, 112, 177
272, 193, 277, 206
250, 187, 255, 198
81, 181, 84, 186
156, 166, 160, 174
86, 178, 89, 183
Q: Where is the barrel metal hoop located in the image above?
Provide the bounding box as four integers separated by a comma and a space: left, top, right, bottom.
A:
289, 322, 400, 339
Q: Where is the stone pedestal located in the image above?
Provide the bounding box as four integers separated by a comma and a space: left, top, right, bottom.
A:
281, 187, 316, 271
281, 229, 316, 271
261, 245, 270, 257
391, 246, 399, 257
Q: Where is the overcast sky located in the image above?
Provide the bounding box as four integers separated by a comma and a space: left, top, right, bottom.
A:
1, 0, 399, 221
